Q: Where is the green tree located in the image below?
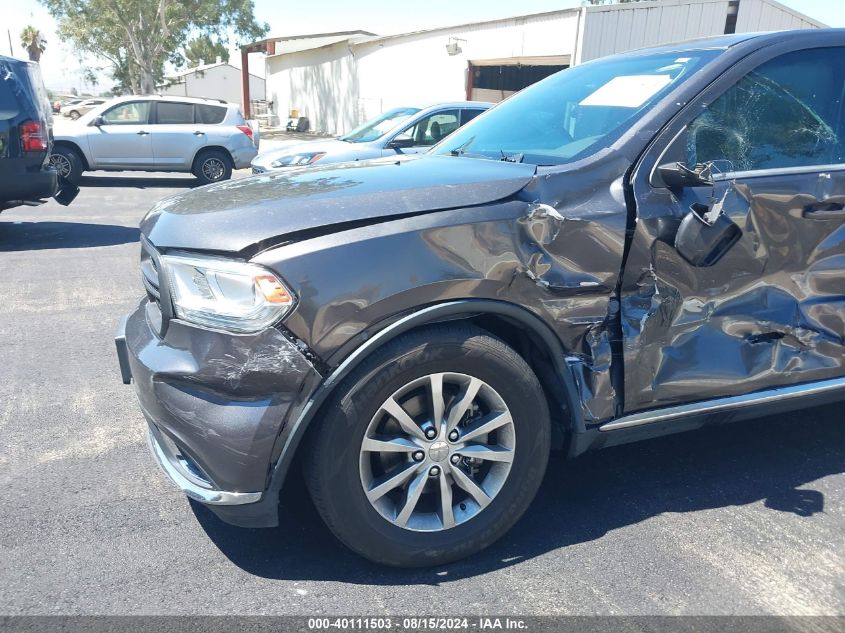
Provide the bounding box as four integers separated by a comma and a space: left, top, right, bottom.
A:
40, 0, 268, 94
184, 35, 230, 67
20, 26, 47, 62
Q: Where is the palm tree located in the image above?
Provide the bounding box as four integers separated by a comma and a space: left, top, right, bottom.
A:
20, 26, 46, 62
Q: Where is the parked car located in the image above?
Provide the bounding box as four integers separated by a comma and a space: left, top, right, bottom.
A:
51, 95, 258, 185
250, 102, 491, 173
61, 98, 106, 120
0, 55, 77, 213
116, 30, 845, 567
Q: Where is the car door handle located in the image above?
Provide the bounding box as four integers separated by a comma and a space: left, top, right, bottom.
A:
193, 131, 205, 136
136, 130, 149, 136
803, 201, 845, 219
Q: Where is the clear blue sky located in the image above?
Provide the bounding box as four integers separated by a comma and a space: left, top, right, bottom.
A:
6, 0, 845, 92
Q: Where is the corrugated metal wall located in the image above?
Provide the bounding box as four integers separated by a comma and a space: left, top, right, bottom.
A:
735, 0, 825, 31
580, 0, 731, 61
579, 0, 823, 63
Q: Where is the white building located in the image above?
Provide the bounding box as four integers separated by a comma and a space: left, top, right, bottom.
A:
159, 59, 265, 104
256, 0, 824, 134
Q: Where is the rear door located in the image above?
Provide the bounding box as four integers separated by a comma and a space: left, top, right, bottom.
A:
621, 42, 845, 412
87, 100, 154, 168
150, 101, 206, 170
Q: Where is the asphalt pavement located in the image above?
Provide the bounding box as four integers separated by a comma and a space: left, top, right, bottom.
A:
0, 170, 843, 615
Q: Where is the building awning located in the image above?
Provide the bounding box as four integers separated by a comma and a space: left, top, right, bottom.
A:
470, 55, 570, 67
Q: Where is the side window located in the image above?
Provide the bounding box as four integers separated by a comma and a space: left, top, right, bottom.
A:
156, 102, 194, 124
461, 109, 485, 125
686, 47, 845, 172
398, 110, 460, 146
196, 104, 226, 124
101, 101, 150, 125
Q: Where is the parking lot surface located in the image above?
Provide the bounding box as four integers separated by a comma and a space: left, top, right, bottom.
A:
1, 172, 843, 615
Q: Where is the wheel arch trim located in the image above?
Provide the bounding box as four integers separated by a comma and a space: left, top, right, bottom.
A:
264, 299, 584, 501
191, 145, 234, 172
52, 140, 90, 171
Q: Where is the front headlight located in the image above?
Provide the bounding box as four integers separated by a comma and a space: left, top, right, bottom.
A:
269, 152, 326, 168
161, 254, 295, 333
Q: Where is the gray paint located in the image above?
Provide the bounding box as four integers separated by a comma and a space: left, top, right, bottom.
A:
122, 30, 845, 529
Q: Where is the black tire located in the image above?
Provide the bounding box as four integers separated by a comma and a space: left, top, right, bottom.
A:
68, 110, 80, 120
192, 149, 232, 185
50, 145, 84, 185
305, 324, 551, 567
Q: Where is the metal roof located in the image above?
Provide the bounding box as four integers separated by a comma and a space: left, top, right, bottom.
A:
163, 61, 263, 81
252, 0, 827, 60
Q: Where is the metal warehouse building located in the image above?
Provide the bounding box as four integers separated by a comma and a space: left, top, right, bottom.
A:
242, 0, 824, 134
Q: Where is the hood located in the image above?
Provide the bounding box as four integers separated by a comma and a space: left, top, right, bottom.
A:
142, 154, 536, 253
252, 139, 366, 167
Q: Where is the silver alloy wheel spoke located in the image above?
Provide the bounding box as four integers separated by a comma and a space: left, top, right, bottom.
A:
203, 159, 224, 180
366, 462, 420, 502
359, 372, 514, 531
438, 468, 456, 529
445, 377, 483, 432
362, 436, 420, 453
429, 373, 445, 429
459, 410, 513, 443
51, 155, 70, 177
382, 397, 427, 441
457, 444, 514, 463
451, 465, 492, 509
394, 470, 429, 527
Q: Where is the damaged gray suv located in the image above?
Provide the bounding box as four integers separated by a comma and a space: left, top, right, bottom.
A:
116, 30, 845, 567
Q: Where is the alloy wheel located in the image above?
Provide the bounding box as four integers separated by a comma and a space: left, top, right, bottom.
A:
359, 372, 516, 532
201, 157, 225, 181
50, 153, 71, 178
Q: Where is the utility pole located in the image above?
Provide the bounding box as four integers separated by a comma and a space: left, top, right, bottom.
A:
7, 29, 13, 56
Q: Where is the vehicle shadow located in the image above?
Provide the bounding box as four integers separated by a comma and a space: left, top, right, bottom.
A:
78, 175, 200, 189
192, 402, 844, 584
0, 221, 140, 251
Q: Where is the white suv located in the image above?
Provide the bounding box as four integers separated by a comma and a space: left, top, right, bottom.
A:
51, 95, 259, 185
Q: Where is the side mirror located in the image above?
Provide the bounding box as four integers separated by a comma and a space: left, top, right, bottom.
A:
657, 161, 714, 189
675, 200, 741, 267
53, 178, 80, 206
387, 137, 415, 150
91, 116, 104, 127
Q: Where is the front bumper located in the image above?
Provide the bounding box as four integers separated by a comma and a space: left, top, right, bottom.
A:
147, 421, 261, 505
116, 300, 322, 520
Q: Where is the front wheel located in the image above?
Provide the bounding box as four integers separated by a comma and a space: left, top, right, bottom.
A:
192, 149, 232, 185
305, 324, 551, 567
68, 110, 80, 120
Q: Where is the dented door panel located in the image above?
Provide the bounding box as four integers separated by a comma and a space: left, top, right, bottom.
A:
622, 170, 845, 411
622, 38, 845, 414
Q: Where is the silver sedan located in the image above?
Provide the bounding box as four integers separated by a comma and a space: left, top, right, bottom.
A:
251, 102, 491, 173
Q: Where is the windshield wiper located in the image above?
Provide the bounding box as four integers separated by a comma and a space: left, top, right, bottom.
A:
500, 151, 524, 163
449, 137, 475, 156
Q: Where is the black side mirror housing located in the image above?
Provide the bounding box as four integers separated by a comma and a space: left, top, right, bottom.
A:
675, 202, 741, 267
658, 162, 714, 189
53, 177, 80, 206
387, 137, 415, 150
91, 116, 104, 127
